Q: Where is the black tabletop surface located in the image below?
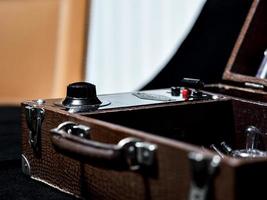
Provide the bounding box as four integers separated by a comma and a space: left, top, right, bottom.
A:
0, 107, 78, 200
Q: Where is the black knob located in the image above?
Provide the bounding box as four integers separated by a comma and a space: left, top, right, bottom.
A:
171, 86, 180, 96
62, 82, 101, 107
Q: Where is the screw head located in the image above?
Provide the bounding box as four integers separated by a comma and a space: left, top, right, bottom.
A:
36, 99, 45, 105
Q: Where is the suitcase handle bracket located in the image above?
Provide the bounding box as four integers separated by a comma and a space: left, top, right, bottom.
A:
50, 121, 157, 171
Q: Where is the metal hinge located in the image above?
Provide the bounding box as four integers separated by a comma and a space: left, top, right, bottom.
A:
25, 105, 45, 155
244, 82, 265, 90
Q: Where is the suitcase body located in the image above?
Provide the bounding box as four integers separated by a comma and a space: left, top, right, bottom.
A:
21, 0, 267, 199
22, 93, 267, 200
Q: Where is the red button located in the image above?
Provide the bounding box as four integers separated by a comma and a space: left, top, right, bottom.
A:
182, 88, 191, 100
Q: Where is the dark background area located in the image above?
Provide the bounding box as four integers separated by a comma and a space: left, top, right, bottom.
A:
0, 0, 252, 199
143, 0, 252, 89
0, 107, 77, 200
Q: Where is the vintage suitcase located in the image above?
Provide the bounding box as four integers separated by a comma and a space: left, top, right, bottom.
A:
21, 0, 267, 199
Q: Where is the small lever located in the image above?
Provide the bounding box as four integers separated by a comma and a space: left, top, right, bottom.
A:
220, 142, 233, 155
210, 144, 225, 158
245, 126, 262, 150
180, 78, 204, 90
256, 49, 267, 79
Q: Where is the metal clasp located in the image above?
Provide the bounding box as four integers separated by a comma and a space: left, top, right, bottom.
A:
52, 121, 91, 138
25, 105, 45, 154
118, 138, 157, 171
188, 152, 221, 200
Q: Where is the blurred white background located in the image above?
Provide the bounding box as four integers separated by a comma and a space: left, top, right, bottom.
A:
86, 0, 206, 94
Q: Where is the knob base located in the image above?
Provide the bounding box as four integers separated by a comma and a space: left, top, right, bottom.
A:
62, 96, 102, 107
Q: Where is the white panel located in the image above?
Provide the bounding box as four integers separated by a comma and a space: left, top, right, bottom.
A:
86, 0, 206, 94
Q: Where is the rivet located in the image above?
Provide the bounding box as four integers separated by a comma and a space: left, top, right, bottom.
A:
36, 99, 45, 105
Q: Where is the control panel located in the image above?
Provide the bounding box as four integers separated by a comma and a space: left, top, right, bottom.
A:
54, 78, 221, 113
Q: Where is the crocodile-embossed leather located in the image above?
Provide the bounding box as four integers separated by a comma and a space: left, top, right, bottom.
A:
21, 99, 239, 200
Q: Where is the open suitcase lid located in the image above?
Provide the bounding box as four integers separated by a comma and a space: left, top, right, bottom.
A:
223, 0, 267, 89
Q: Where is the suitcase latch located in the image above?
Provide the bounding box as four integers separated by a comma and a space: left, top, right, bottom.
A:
188, 152, 221, 200
25, 105, 45, 155
118, 138, 157, 171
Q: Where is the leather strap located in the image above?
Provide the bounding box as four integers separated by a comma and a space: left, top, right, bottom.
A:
50, 121, 157, 171
51, 130, 129, 170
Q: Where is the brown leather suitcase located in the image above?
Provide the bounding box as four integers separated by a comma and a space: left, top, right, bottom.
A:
21, 0, 267, 199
